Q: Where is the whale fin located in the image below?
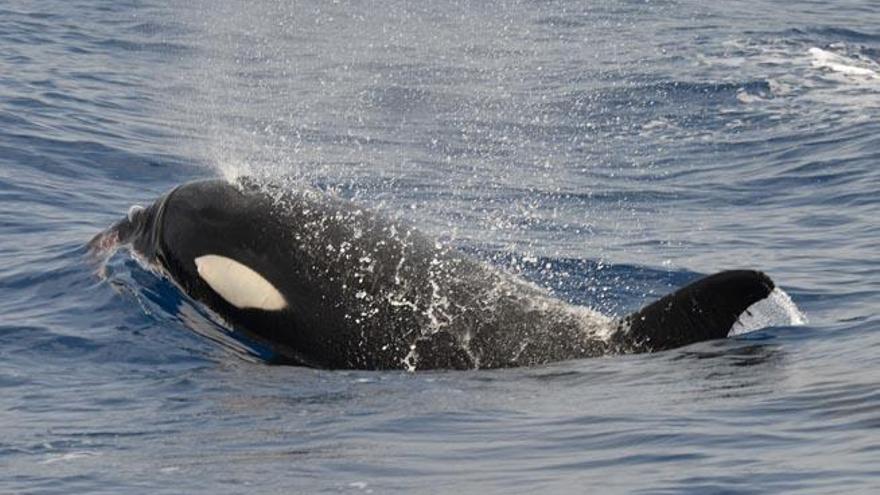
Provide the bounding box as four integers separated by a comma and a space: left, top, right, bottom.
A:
612, 270, 775, 352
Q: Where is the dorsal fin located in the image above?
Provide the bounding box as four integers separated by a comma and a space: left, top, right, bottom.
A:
613, 270, 775, 352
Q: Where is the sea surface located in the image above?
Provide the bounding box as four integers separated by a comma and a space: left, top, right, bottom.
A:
1, 0, 879, 493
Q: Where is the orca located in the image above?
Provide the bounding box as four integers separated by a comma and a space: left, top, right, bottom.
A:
91, 178, 777, 370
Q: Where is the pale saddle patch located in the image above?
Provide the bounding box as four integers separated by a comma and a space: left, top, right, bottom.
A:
194, 254, 287, 311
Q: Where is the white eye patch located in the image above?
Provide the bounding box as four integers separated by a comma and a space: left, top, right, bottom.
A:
194, 254, 287, 311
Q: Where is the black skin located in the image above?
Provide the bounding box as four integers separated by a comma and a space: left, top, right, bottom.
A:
93, 179, 775, 370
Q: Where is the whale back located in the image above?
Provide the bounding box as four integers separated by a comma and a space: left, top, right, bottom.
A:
112, 179, 606, 369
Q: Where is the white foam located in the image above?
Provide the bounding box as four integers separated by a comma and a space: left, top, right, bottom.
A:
809, 47, 879, 79
736, 88, 767, 104
728, 287, 807, 336
40, 451, 100, 464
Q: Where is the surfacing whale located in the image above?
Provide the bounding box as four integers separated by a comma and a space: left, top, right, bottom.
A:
91, 178, 778, 370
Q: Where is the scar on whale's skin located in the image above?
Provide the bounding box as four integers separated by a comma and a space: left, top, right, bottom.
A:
194, 254, 287, 311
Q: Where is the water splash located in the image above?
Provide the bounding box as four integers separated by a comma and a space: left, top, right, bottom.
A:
809, 46, 880, 79
729, 287, 808, 336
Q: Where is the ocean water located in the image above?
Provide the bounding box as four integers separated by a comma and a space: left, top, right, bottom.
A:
1, 0, 878, 493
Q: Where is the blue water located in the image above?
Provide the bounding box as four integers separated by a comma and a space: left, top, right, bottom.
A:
1, 0, 878, 492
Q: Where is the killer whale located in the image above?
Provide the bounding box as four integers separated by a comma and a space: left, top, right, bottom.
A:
92, 178, 777, 370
